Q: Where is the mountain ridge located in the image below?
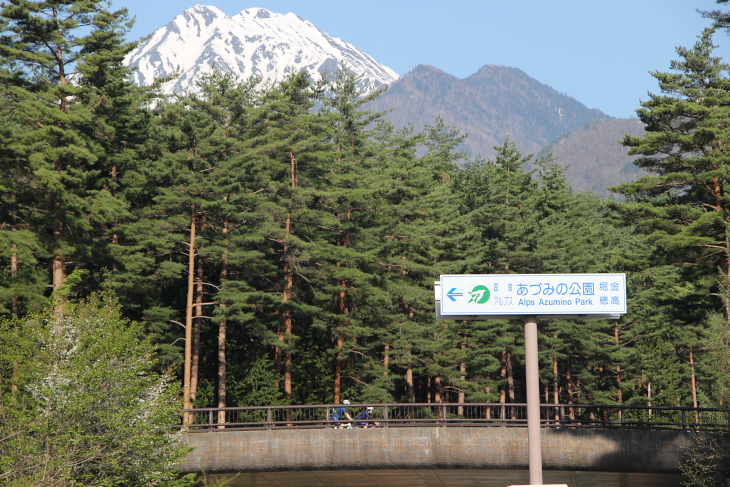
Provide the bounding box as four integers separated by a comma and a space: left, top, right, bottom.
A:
364, 64, 611, 159
125, 5, 398, 95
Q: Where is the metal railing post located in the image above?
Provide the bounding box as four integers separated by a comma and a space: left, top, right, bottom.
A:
682, 409, 687, 431
559, 405, 565, 426
209, 410, 214, 431
442, 404, 447, 427
267, 407, 272, 430
325, 406, 330, 428
501, 404, 506, 427
383, 405, 388, 428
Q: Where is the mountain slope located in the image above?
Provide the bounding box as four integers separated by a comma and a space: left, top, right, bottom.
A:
364, 64, 610, 159
125, 5, 398, 94
534, 118, 647, 195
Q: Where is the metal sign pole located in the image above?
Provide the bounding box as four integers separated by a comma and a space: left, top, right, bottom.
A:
523, 315, 543, 485
435, 274, 626, 487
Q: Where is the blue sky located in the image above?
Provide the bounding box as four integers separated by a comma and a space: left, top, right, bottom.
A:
112, 1, 730, 118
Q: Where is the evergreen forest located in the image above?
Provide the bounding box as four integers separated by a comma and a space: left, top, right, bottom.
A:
4, 3, 730, 484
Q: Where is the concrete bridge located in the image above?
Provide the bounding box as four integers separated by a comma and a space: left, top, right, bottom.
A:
179, 403, 726, 487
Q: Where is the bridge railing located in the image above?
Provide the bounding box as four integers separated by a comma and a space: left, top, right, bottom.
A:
178, 403, 729, 432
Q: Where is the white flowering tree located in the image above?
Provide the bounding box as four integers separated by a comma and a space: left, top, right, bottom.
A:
0, 291, 194, 486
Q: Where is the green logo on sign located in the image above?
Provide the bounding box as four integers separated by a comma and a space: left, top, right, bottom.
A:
468, 285, 490, 304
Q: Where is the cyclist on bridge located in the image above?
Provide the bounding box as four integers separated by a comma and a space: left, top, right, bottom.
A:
331, 400, 354, 428
355, 406, 375, 427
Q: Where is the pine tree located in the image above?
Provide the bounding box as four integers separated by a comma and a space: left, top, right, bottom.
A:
244, 70, 329, 405
185, 71, 266, 420
303, 68, 389, 404
0, 91, 46, 315
367, 117, 467, 403
0, 0, 139, 302
612, 28, 730, 317
365, 120, 428, 402
611, 27, 730, 408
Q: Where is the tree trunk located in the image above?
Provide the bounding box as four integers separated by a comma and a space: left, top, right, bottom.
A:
273, 279, 281, 390
566, 355, 575, 421
217, 216, 229, 428
183, 206, 196, 424
281, 151, 296, 408
553, 355, 559, 420
111, 164, 119, 273
426, 375, 431, 403
334, 274, 347, 405
406, 358, 414, 402
52, 151, 65, 301
506, 350, 516, 419
282, 229, 292, 406
500, 349, 507, 404
53, 40, 67, 306
275, 329, 282, 390
690, 347, 698, 422
458, 340, 466, 417
486, 387, 492, 419
725, 225, 730, 321
334, 336, 343, 404
52, 217, 64, 299
10, 223, 18, 395
217, 323, 226, 428
190, 254, 204, 405
11, 237, 18, 316
614, 326, 622, 422
384, 343, 390, 376
648, 382, 652, 418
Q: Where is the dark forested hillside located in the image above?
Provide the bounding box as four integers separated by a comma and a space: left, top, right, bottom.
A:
363, 64, 610, 159
0, 54, 718, 424
532, 118, 647, 195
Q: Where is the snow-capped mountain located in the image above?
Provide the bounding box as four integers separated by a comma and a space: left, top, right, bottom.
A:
126, 5, 399, 95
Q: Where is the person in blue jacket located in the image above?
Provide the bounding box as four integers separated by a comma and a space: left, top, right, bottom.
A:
331, 400, 353, 428
355, 406, 374, 427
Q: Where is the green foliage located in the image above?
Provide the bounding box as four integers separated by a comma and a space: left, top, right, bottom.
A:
611, 21, 730, 486
0, 290, 192, 486
611, 27, 730, 409
680, 430, 730, 487
612, 28, 730, 285
0, 0, 150, 309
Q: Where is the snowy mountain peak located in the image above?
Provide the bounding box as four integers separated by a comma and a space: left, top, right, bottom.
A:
245, 7, 272, 19
188, 4, 226, 16
126, 5, 398, 96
